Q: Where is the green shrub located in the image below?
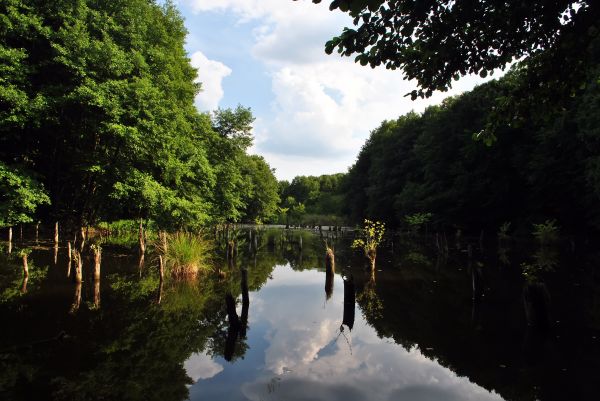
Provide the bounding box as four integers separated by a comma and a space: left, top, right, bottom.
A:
532, 219, 559, 244
404, 212, 432, 232
158, 232, 214, 280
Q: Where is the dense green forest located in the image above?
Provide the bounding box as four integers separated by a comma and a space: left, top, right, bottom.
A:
284, 0, 600, 235
342, 63, 600, 233
2, 0, 600, 236
0, 0, 280, 231
281, 60, 600, 234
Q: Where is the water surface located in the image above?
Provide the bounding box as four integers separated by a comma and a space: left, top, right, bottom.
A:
1, 229, 599, 400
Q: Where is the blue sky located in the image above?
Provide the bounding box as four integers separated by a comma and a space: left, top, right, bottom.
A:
176, 0, 493, 180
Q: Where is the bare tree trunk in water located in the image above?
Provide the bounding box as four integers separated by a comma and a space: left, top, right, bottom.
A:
93, 246, 101, 281
54, 244, 58, 265
224, 293, 241, 361
69, 282, 82, 314
93, 279, 100, 308
8, 226, 12, 246
157, 255, 164, 304
160, 231, 168, 254
79, 226, 86, 252
21, 275, 28, 294
22, 254, 29, 278
342, 275, 356, 331
325, 246, 335, 301
368, 249, 377, 278
67, 241, 72, 260
227, 240, 235, 262
240, 268, 249, 337
67, 258, 72, 278
325, 247, 335, 273
54, 222, 59, 245
325, 268, 334, 302
139, 219, 145, 255
138, 253, 145, 276
73, 250, 82, 283
159, 255, 164, 281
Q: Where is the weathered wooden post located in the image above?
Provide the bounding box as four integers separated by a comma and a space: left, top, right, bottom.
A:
79, 226, 86, 252
139, 219, 145, 255
22, 252, 29, 278
73, 250, 82, 283
92, 245, 101, 281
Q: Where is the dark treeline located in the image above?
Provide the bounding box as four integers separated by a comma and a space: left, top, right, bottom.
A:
281, 60, 600, 234
342, 63, 600, 234
0, 0, 279, 232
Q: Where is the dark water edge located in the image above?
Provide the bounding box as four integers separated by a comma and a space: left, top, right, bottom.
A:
1, 229, 599, 401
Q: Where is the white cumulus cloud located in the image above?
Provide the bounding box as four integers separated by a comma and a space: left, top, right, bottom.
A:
184, 0, 497, 179
190, 50, 232, 111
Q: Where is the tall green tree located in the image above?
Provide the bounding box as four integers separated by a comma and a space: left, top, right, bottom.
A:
0, 0, 217, 229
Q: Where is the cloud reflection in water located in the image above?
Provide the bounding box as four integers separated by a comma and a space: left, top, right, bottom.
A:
191, 264, 504, 401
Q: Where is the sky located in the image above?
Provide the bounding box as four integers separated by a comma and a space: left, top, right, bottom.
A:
176, 0, 495, 180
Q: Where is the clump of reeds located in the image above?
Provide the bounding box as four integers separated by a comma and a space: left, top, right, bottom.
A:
156, 232, 214, 280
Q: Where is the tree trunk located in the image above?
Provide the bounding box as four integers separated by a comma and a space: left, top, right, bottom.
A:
73, 250, 82, 283
138, 253, 145, 276
22, 254, 29, 278
93, 279, 101, 309
342, 275, 356, 331
325, 247, 335, 273
8, 226, 12, 244
19, 224, 23, 241
79, 226, 86, 252
54, 221, 59, 244
139, 219, 145, 255
368, 249, 377, 275
160, 231, 168, 254
93, 246, 101, 281
70, 282, 82, 314
67, 241, 72, 260
54, 244, 58, 265
240, 268, 249, 337
21, 276, 28, 294
159, 255, 165, 282
224, 293, 241, 361
35, 222, 39, 242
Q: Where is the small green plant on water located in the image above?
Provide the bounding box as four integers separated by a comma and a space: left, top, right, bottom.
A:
17, 247, 32, 258
520, 247, 558, 284
532, 219, 559, 245
404, 212, 432, 232
352, 219, 385, 269
498, 221, 511, 240
156, 232, 214, 280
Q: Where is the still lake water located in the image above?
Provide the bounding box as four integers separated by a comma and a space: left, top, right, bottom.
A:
1, 229, 599, 400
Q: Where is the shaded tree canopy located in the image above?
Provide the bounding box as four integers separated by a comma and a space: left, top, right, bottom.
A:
342, 65, 600, 233
306, 0, 599, 99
